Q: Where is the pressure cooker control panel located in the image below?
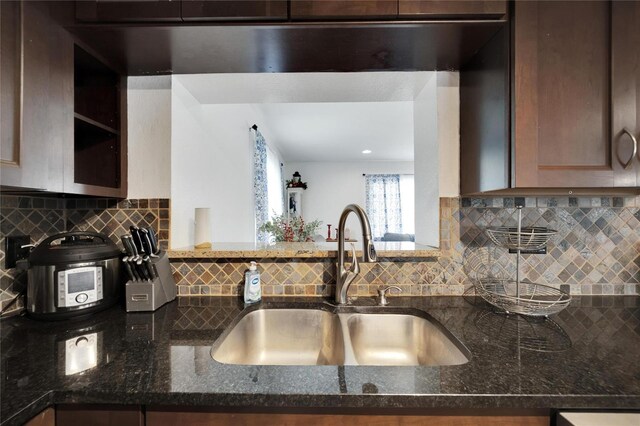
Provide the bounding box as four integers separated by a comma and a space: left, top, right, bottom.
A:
57, 266, 103, 308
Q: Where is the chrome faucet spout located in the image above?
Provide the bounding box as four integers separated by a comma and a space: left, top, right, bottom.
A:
335, 204, 377, 304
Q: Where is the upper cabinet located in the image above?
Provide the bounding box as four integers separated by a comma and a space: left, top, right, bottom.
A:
1, 1, 72, 193
1, 2, 127, 197
76, 0, 182, 22
512, 0, 627, 188
74, 0, 509, 22
67, 45, 127, 198
290, 1, 397, 19
399, 1, 506, 19
182, 1, 287, 21
461, 0, 640, 193
611, 1, 640, 187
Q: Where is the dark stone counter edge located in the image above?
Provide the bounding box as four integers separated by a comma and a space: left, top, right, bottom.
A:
5, 390, 640, 426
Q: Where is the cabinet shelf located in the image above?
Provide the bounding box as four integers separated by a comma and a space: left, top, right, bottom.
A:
74, 112, 119, 135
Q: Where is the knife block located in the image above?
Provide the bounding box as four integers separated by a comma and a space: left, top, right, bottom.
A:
125, 251, 176, 312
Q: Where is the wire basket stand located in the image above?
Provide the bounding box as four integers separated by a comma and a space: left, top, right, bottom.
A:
477, 206, 571, 317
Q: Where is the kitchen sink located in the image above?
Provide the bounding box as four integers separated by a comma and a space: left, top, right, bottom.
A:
212, 309, 345, 365
345, 313, 469, 366
211, 306, 469, 366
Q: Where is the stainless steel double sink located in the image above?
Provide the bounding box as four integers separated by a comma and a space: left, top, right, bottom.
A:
211, 305, 470, 366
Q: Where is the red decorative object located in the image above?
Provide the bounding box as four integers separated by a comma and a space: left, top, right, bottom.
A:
327, 224, 332, 239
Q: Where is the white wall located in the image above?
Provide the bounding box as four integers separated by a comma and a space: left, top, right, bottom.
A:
127, 76, 172, 199
283, 161, 414, 237
171, 76, 278, 248
414, 76, 440, 246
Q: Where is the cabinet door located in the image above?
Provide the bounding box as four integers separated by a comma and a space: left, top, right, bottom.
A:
1, 1, 71, 192
0, 1, 21, 176
146, 411, 549, 426
513, 1, 619, 188
57, 405, 143, 426
182, 1, 287, 21
399, 1, 506, 19
25, 408, 55, 426
612, 1, 640, 187
291, 1, 397, 19
76, 0, 181, 22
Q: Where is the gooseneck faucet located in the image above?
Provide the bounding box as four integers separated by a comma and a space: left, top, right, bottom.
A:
335, 204, 377, 304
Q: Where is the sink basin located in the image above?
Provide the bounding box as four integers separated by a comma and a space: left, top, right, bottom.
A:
211, 306, 469, 366
212, 309, 345, 365
345, 313, 469, 366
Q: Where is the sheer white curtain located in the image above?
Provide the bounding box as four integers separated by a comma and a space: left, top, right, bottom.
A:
365, 174, 403, 241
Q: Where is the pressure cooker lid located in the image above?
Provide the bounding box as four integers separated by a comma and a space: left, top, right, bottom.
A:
29, 232, 121, 265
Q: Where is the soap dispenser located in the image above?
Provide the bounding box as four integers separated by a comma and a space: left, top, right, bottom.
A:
244, 261, 262, 304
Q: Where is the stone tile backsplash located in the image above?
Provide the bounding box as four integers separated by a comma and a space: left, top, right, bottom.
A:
0, 197, 66, 314
171, 196, 639, 298
65, 198, 170, 251
1, 194, 638, 316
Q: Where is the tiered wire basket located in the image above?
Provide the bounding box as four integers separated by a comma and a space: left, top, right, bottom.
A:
474, 206, 571, 317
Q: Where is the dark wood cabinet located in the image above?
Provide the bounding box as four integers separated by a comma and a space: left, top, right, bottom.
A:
25, 408, 55, 426
612, 0, 640, 187
65, 45, 127, 197
512, 0, 620, 189
146, 410, 548, 426
57, 405, 143, 426
182, 1, 287, 21
1, 1, 72, 193
399, 1, 506, 19
1, 2, 127, 196
76, 0, 182, 22
290, 0, 398, 19
461, 0, 640, 193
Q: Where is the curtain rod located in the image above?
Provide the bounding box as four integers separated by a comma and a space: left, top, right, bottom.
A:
250, 124, 258, 131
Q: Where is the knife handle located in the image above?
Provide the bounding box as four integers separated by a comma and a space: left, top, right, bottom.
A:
140, 228, 155, 258
130, 227, 145, 255
128, 257, 141, 281
136, 257, 150, 281
143, 255, 157, 279
146, 227, 160, 255
121, 235, 137, 257
122, 256, 136, 282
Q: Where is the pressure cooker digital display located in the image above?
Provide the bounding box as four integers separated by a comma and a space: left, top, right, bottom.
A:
68, 271, 95, 293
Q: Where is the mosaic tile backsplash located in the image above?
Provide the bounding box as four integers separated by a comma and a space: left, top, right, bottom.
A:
1, 194, 639, 315
171, 197, 640, 298
0, 197, 66, 314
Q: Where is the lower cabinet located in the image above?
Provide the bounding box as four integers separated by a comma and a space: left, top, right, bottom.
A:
28, 405, 550, 426
145, 410, 549, 426
24, 408, 55, 426
56, 405, 143, 426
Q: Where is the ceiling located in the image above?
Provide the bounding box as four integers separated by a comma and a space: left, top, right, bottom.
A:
175, 72, 433, 104
177, 72, 433, 162
258, 102, 414, 162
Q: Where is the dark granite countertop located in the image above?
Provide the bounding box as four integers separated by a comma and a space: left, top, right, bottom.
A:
1, 296, 639, 425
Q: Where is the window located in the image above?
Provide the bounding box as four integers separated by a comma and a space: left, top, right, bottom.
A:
365, 174, 415, 241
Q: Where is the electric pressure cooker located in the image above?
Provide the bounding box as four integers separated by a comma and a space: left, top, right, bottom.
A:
26, 232, 122, 320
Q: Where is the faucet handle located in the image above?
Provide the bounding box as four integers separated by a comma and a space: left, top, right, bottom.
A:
348, 243, 360, 274
377, 285, 402, 306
